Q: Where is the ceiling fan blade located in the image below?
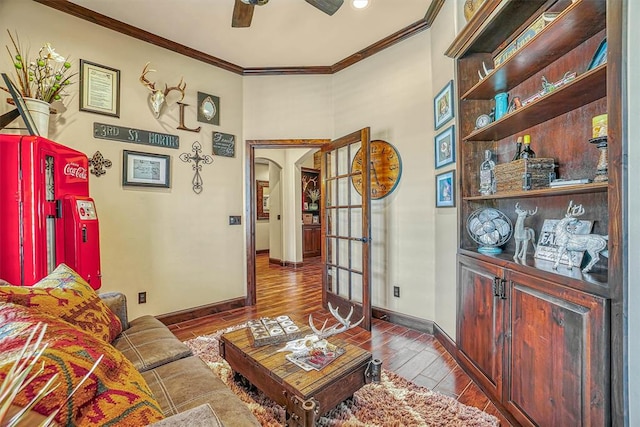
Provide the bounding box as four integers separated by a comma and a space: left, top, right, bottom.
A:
304, 0, 344, 16
232, 0, 254, 27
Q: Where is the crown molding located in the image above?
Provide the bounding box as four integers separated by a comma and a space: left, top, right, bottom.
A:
34, 0, 444, 76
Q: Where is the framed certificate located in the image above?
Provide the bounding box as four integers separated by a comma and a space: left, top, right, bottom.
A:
79, 60, 120, 117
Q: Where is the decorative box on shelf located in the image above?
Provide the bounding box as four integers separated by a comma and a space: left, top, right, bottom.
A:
494, 158, 556, 193
248, 315, 305, 347
493, 12, 559, 67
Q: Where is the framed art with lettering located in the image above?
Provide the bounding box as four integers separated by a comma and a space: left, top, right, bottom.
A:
123, 150, 170, 188
80, 60, 121, 117
212, 132, 235, 157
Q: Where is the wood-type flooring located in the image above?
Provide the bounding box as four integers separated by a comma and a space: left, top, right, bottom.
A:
169, 253, 514, 426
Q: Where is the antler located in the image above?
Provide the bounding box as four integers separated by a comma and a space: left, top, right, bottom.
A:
140, 62, 157, 92
515, 203, 537, 216
528, 206, 538, 216
163, 78, 186, 101
309, 303, 364, 339
566, 200, 585, 217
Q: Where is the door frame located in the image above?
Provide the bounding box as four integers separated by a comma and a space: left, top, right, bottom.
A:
245, 138, 329, 305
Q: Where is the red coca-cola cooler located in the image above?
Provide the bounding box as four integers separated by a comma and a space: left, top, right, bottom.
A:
0, 134, 101, 288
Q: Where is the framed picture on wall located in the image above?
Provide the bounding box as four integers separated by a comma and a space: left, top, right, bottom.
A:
257, 180, 269, 220
79, 60, 121, 117
434, 125, 455, 169
434, 80, 454, 130
435, 170, 455, 208
122, 150, 170, 188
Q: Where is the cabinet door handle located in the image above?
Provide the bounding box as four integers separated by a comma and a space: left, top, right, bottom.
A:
499, 279, 507, 300
492, 277, 500, 297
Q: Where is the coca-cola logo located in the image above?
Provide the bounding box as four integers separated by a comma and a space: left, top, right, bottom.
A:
64, 162, 88, 180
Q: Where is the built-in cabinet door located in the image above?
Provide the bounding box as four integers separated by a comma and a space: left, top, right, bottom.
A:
303, 225, 321, 257
457, 255, 505, 399
504, 270, 609, 427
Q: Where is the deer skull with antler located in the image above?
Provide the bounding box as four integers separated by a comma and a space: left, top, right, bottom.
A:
139, 62, 186, 118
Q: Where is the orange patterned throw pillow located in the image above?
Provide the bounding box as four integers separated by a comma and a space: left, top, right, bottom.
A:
0, 303, 164, 426
0, 264, 122, 343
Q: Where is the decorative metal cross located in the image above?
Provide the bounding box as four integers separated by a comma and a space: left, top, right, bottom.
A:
179, 141, 213, 194
88, 151, 112, 177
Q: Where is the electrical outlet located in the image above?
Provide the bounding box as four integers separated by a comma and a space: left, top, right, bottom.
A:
138, 292, 147, 304
229, 215, 241, 225
393, 286, 400, 298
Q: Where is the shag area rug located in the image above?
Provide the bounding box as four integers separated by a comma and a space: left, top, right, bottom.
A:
184, 325, 499, 427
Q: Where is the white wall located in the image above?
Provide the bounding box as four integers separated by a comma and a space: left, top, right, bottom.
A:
627, 0, 638, 423
431, 0, 458, 338
1, 1, 245, 319
333, 31, 437, 320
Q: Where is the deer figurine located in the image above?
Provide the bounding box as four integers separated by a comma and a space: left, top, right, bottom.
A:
513, 203, 538, 262
139, 62, 186, 118
553, 200, 608, 273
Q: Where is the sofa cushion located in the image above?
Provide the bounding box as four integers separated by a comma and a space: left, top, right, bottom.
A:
150, 403, 223, 427
142, 356, 261, 427
0, 263, 122, 343
0, 302, 164, 426
112, 315, 192, 372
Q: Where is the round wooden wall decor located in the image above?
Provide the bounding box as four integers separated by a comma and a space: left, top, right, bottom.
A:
350, 140, 402, 200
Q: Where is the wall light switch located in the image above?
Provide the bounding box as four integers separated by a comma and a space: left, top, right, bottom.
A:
229, 216, 241, 225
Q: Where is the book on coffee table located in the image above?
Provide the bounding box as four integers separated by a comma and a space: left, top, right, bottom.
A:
286, 344, 345, 371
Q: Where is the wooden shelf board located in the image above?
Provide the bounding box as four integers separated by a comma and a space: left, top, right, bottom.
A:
463, 64, 606, 141
463, 182, 608, 200
461, 0, 606, 99
458, 249, 608, 292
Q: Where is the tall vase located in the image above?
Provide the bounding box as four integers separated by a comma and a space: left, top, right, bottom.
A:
23, 98, 51, 138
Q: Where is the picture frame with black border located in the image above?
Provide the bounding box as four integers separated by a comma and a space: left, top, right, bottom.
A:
198, 92, 220, 125
435, 170, 455, 208
122, 150, 170, 188
1, 72, 39, 135
434, 80, 454, 130
79, 60, 121, 117
434, 125, 455, 169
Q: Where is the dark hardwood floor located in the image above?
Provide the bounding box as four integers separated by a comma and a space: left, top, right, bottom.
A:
169, 253, 513, 426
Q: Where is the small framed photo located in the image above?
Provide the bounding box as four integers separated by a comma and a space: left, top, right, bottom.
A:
435, 170, 455, 208
80, 60, 121, 117
304, 202, 309, 210
312, 215, 319, 224
434, 80, 454, 130
198, 92, 220, 125
123, 150, 170, 188
435, 125, 455, 169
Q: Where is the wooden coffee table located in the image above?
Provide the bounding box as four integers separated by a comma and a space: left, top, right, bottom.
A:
219, 322, 379, 427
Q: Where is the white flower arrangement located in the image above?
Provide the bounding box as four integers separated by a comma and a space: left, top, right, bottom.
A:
307, 189, 321, 203
3, 30, 75, 104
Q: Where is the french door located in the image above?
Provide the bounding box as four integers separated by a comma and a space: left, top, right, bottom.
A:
321, 128, 372, 330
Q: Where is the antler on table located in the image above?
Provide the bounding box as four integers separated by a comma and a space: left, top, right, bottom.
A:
308, 303, 364, 339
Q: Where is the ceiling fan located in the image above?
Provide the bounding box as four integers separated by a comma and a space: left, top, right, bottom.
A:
232, 0, 345, 28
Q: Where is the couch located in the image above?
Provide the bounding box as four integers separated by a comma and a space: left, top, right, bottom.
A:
0, 264, 260, 427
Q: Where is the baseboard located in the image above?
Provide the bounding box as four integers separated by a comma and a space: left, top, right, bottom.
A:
256, 249, 269, 254
433, 322, 457, 356
156, 297, 248, 325
371, 307, 434, 334
269, 257, 304, 268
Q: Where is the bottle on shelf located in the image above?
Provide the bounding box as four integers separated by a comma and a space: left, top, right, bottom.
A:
511, 136, 523, 161
479, 149, 496, 195
519, 134, 536, 159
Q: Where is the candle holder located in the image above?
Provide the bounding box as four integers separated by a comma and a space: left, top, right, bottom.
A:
589, 136, 608, 182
